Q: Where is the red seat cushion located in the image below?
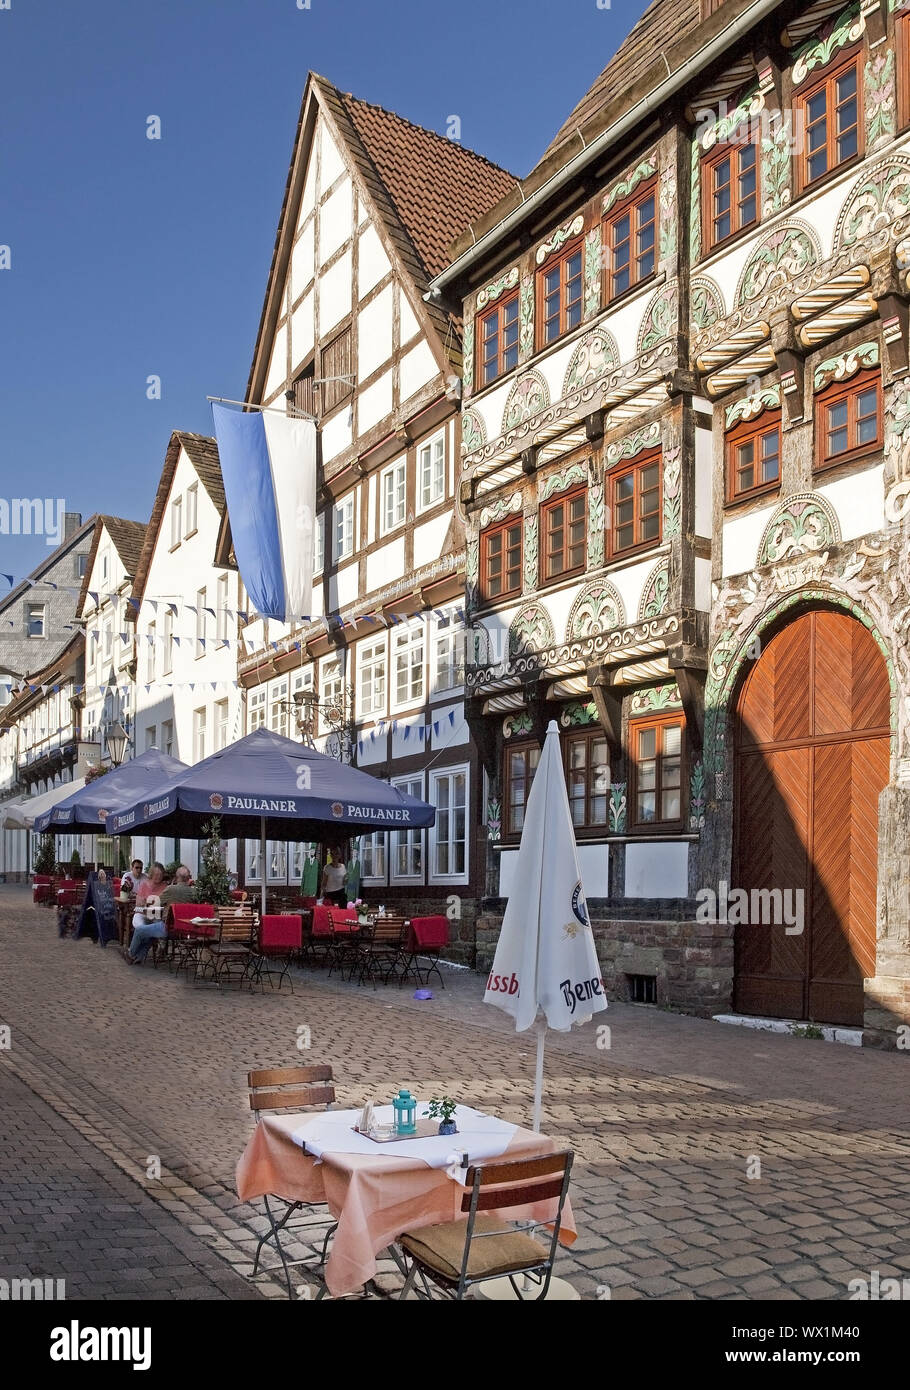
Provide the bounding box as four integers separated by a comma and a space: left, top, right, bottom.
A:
170, 902, 216, 937
408, 915, 449, 948
33, 874, 54, 885
260, 914, 302, 950
311, 905, 332, 937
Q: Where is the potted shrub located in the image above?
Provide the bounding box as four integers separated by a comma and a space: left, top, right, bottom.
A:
424, 1096, 458, 1136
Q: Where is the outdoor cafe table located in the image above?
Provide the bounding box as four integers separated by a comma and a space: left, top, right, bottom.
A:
235, 1103, 577, 1296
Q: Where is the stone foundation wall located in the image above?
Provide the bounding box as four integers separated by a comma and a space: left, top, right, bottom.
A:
477, 912, 734, 1017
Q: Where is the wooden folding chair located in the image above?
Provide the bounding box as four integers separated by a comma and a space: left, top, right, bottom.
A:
353, 916, 410, 988
397, 1150, 574, 1300
248, 1066, 337, 1297
198, 906, 257, 989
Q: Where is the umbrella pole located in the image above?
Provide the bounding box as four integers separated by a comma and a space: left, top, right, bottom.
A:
260, 816, 267, 920
532, 1019, 546, 1133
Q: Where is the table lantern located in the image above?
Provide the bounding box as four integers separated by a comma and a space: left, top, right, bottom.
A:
392, 1088, 417, 1135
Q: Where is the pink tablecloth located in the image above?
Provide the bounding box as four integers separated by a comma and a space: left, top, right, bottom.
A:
236, 1109, 576, 1295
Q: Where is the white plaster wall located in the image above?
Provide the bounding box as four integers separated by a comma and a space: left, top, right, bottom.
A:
357, 225, 390, 299
695, 426, 712, 539
577, 843, 609, 897
366, 474, 376, 545
265, 320, 287, 399
413, 513, 450, 569
298, 158, 317, 228
400, 341, 437, 403
695, 556, 712, 613
367, 536, 405, 591
609, 552, 664, 627
428, 702, 469, 746
399, 289, 419, 345
721, 500, 778, 578
321, 410, 352, 463
319, 121, 345, 188
356, 734, 385, 767
319, 251, 351, 334
335, 563, 360, 609
603, 281, 652, 362
292, 222, 314, 302
290, 289, 314, 365
817, 464, 885, 542
319, 178, 352, 265
624, 841, 689, 897
358, 370, 392, 434
358, 284, 393, 381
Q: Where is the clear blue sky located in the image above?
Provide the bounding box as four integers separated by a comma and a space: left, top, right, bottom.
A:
0, 0, 647, 582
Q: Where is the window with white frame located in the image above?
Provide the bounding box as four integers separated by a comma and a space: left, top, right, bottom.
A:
215, 699, 229, 750
319, 656, 344, 733
334, 495, 354, 562
432, 610, 464, 695
217, 573, 229, 643
358, 636, 387, 717
429, 765, 468, 883
146, 624, 156, 682
100, 551, 109, 583
170, 496, 182, 548
163, 612, 173, 675
144, 726, 156, 751
393, 621, 424, 708
161, 719, 174, 756
249, 687, 267, 731
269, 841, 287, 882
391, 775, 423, 881
315, 513, 325, 575
290, 841, 317, 882
246, 840, 261, 882
196, 588, 207, 658
418, 432, 445, 511
358, 830, 387, 882
193, 707, 207, 763
25, 603, 46, 638
270, 678, 289, 736
103, 622, 112, 659
381, 458, 407, 533
186, 483, 198, 535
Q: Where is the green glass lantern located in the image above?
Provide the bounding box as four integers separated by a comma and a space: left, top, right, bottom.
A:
392, 1088, 417, 1136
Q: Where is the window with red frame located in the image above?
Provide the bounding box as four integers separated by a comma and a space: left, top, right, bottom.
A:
505, 741, 540, 836
631, 714, 685, 828
477, 292, 519, 387
609, 451, 661, 557
702, 138, 759, 250
797, 52, 862, 190
564, 730, 610, 830
542, 486, 586, 582
537, 241, 584, 347
726, 408, 781, 502
815, 367, 881, 470
603, 183, 656, 302
480, 518, 523, 601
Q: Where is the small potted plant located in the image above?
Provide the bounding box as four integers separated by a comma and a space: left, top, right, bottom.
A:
425, 1096, 458, 1136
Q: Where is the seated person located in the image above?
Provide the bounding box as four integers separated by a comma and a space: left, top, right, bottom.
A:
120, 858, 145, 896
126, 862, 168, 964
160, 865, 195, 907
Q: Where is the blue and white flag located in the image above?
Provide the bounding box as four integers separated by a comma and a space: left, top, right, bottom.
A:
212, 403, 316, 622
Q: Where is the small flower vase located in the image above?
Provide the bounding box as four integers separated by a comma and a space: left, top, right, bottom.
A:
438, 1118, 457, 1136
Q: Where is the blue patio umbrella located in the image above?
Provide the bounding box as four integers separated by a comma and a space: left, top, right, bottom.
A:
33, 748, 190, 833
105, 728, 436, 915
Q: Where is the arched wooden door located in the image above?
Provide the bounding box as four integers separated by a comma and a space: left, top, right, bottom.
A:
733, 608, 890, 1026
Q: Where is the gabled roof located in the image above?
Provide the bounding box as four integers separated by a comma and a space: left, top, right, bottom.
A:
246, 72, 517, 402
0, 514, 95, 619
0, 633, 83, 729
128, 432, 225, 618
76, 515, 146, 619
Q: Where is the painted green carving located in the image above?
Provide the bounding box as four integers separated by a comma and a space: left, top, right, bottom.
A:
629, 683, 681, 715
519, 274, 534, 361
886, 376, 910, 447
761, 117, 792, 216
559, 700, 598, 728
462, 319, 474, 399
663, 446, 682, 540
523, 514, 539, 593
700, 88, 763, 150
813, 340, 880, 392
737, 225, 818, 305
465, 534, 479, 585
791, 4, 864, 87
566, 579, 623, 640
725, 384, 782, 430
539, 461, 588, 502
639, 560, 670, 619
535, 213, 585, 265
588, 477, 605, 569
509, 604, 555, 659
689, 139, 702, 265
834, 156, 910, 248
503, 372, 549, 430
503, 711, 533, 739
478, 492, 522, 529
476, 267, 519, 310
757, 494, 841, 566
690, 278, 724, 331
638, 281, 679, 352
688, 760, 706, 831
659, 166, 678, 263
609, 783, 627, 834
865, 49, 896, 149
584, 229, 602, 320
563, 329, 619, 395
486, 797, 502, 842
606, 420, 661, 467
603, 156, 657, 213
461, 408, 486, 456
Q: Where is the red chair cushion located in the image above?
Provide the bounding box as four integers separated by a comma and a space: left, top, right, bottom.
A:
33, 874, 54, 884
408, 915, 449, 948
311, 905, 332, 937
260, 914, 302, 950
170, 902, 217, 937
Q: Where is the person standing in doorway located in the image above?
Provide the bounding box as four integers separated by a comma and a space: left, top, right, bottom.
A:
322, 847, 347, 907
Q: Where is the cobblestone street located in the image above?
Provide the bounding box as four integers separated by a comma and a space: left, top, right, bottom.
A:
2, 884, 910, 1301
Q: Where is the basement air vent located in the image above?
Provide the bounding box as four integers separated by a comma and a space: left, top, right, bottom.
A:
627, 974, 657, 1005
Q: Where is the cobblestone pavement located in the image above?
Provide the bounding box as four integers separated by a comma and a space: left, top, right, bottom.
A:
2, 884, 910, 1300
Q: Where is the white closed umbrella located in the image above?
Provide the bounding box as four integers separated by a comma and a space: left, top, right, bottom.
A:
1, 779, 86, 830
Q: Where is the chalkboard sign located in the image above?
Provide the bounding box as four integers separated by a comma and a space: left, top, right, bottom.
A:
75, 871, 119, 947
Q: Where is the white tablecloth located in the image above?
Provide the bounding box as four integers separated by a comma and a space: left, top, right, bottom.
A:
291, 1104, 516, 1173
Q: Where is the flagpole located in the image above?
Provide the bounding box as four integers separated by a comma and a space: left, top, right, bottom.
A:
260, 815, 267, 922
207, 395, 317, 423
